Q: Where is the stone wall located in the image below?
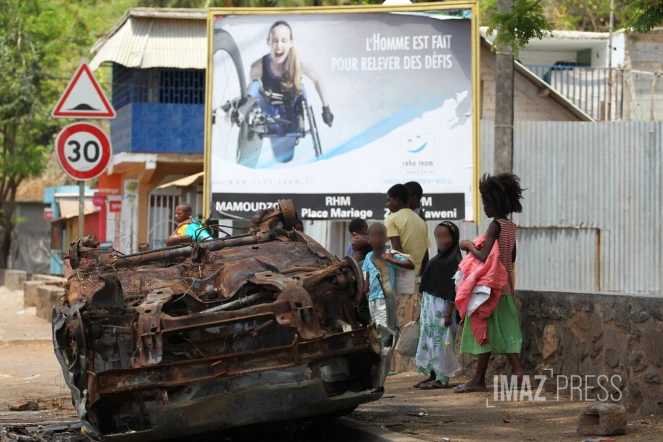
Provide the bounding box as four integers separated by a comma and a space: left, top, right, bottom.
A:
458, 290, 663, 415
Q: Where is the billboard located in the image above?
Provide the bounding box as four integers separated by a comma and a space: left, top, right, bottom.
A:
205, 3, 479, 221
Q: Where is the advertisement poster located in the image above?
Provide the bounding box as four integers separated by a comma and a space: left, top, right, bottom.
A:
207, 6, 477, 221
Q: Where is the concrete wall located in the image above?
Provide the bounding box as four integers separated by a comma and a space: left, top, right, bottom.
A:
623, 33, 663, 121
459, 290, 663, 415
517, 49, 578, 66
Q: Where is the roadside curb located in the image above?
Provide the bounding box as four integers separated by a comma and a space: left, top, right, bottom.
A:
0, 338, 52, 347
337, 417, 423, 441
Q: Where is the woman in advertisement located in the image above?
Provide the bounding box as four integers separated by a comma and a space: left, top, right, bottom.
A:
246, 21, 334, 163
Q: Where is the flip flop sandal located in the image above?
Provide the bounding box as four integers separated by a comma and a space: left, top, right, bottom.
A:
413, 379, 435, 388
453, 384, 489, 393
420, 382, 452, 390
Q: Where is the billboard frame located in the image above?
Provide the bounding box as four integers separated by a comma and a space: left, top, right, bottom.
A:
204, 1, 481, 222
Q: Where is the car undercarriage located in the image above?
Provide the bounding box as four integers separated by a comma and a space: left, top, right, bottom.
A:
52, 200, 395, 441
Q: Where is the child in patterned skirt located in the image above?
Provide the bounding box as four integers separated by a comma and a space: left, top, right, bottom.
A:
414, 221, 462, 389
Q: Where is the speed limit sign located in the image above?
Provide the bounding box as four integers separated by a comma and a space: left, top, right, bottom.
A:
55, 122, 111, 181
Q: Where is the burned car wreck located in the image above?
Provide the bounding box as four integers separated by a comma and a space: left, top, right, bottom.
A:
53, 200, 397, 441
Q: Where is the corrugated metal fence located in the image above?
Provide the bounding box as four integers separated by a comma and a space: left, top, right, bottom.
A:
457, 120, 662, 295
310, 120, 663, 296
512, 121, 662, 294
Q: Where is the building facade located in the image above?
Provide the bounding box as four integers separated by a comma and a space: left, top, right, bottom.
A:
90, 9, 207, 252
482, 27, 663, 122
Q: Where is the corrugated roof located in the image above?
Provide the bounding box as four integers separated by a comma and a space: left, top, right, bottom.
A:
90, 9, 206, 71
156, 172, 204, 190
480, 26, 615, 42
57, 199, 98, 219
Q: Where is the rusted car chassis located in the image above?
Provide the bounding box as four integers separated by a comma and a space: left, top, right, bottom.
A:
53, 201, 396, 441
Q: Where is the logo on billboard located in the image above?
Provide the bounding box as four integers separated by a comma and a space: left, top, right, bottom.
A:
400, 133, 436, 175
403, 134, 429, 153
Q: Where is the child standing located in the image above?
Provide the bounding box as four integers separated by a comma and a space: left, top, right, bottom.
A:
454, 173, 525, 393
414, 221, 462, 389
360, 223, 414, 327
346, 218, 371, 263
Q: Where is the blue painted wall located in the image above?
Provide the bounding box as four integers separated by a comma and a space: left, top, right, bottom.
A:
110, 64, 205, 155
111, 103, 204, 154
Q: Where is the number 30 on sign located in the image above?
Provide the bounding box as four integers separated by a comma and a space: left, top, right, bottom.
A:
55, 122, 112, 181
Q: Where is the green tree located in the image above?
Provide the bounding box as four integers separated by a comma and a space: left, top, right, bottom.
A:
482, 0, 663, 56
623, 0, 663, 32
0, 0, 88, 268
487, 0, 554, 56
486, 0, 663, 55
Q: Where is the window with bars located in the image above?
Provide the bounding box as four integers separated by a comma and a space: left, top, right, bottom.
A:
112, 64, 150, 109
112, 65, 205, 108
159, 69, 205, 104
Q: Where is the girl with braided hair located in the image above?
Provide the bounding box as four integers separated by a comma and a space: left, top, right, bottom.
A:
454, 173, 525, 393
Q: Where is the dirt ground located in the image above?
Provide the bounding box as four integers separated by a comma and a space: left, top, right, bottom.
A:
1, 285, 660, 441
1, 345, 660, 441
352, 373, 663, 441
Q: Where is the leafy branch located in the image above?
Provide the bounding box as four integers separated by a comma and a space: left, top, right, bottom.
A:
486, 0, 554, 56
623, 0, 663, 32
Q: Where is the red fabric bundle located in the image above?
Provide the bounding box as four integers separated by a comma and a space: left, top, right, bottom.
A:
454, 233, 508, 345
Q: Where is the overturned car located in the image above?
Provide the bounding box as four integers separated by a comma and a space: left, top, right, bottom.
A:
53, 200, 396, 441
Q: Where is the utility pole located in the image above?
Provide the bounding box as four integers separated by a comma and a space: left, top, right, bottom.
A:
607, 0, 614, 121
494, 0, 515, 174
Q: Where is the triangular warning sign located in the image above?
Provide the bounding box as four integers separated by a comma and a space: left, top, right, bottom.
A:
52, 63, 116, 119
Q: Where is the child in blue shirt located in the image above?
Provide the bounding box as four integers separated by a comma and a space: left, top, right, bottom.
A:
360, 223, 414, 327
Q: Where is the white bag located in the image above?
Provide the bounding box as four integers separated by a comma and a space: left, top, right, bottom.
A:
395, 321, 420, 357
467, 285, 491, 317
453, 270, 464, 288
440, 327, 462, 376
394, 267, 416, 294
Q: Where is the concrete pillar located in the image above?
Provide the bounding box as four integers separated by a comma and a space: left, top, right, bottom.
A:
23, 281, 45, 309
36, 285, 66, 322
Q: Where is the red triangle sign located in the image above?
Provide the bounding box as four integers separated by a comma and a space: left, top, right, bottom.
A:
52, 63, 116, 119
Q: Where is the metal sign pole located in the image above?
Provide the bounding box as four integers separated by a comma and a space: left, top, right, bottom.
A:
78, 57, 88, 242
53, 55, 114, 245
79, 181, 85, 239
